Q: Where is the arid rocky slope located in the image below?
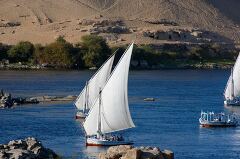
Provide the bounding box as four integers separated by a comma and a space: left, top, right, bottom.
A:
0, 0, 239, 46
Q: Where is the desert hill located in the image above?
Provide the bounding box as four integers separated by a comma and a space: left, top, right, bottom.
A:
0, 0, 239, 46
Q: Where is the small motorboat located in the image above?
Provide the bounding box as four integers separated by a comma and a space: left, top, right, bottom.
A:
199, 111, 238, 127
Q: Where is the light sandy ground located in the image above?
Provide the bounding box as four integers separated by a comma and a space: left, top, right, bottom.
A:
0, 0, 239, 45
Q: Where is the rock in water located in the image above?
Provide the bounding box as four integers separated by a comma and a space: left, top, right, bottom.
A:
0, 137, 58, 159
122, 149, 141, 159
99, 145, 174, 159
162, 150, 174, 159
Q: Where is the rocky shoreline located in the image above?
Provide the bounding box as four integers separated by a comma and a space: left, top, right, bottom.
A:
0, 89, 77, 109
0, 140, 174, 159
0, 63, 45, 70
0, 137, 58, 159
99, 145, 174, 159
0, 139, 174, 159
30, 95, 77, 103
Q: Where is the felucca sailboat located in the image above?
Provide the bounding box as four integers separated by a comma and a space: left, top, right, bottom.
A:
224, 53, 240, 106
74, 53, 115, 119
83, 43, 135, 146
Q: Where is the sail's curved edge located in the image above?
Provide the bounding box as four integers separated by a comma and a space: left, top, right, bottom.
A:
88, 50, 117, 84
74, 52, 116, 110
224, 75, 232, 99
233, 53, 240, 97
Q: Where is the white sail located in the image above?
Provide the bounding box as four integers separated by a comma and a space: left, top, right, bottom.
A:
74, 54, 115, 110
224, 53, 240, 99
84, 43, 135, 136
224, 73, 234, 100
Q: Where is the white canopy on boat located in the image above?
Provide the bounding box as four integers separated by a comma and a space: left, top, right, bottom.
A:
74, 53, 115, 111
84, 43, 135, 136
224, 53, 240, 100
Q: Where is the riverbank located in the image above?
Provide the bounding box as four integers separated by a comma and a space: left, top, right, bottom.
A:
0, 60, 234, 70
0, 36, 238, 70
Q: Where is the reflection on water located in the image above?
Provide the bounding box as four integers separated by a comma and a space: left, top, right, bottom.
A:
225, 105, 240, 114
2, 70, 240, 159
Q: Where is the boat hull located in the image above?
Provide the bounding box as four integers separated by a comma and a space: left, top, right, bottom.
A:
86, 138, 133, 146
199, 119, 237, 128
200, 123, 237, 127
224, 100, 240, 106
75, 112, 86, 119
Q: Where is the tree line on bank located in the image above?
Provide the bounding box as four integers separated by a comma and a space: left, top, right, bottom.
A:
0, 35, 111, 69
0, 35, 238, 69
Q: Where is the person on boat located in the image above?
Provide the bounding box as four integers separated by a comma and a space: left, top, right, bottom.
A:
217, 114, 222, 121
119, 135, 123, 141
0, 89, 3, 97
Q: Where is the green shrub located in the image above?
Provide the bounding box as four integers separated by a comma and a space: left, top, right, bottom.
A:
41, 37, 75, 68
32, 44, 44, 64
8, 41, 34, 63
0, 43, 10, 60
1, 36, 238, 69
79, 35, 111, 68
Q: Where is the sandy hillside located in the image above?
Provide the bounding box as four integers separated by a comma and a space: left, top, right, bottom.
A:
0, 0, 239, 45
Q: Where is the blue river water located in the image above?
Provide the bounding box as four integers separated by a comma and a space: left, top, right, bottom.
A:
1, 70, 240, 159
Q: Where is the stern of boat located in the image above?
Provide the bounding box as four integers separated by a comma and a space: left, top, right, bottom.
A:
75, 111, 86, 119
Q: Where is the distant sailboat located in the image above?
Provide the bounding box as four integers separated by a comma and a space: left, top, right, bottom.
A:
83, 43, 135, 146
224, 53, 240, 106
74, 53, 115, 119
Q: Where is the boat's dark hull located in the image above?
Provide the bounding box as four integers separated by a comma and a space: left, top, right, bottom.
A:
199, 117, 238, 128
75, 111, 86, 120
86, 142, 133, 146
226, 103, 240, 106
224, 100, 240, 106
75, 115, 85, 120
86, 137, 133, 146
200, 123, 237, 128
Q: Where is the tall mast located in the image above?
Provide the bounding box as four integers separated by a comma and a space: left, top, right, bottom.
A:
97, 88, 102, 137
83, 81, 88, 114
231, 68, 235, 99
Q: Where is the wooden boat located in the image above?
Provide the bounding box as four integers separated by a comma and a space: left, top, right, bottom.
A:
224, 53, 240, 106
199, 111, 238, 127
83, 43, 135, 146
74, 53, 115, 119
